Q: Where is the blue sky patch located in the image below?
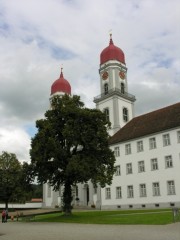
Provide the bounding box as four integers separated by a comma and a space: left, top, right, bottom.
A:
24, 124, 37, 138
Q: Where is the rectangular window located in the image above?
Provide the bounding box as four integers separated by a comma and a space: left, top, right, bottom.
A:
127, 185, 134, 198
149, 137, 156, 149
114, 146, 120, 157
104, 108, 109, 122
167, 181, 175, 195
163, 133, 171, 146
126, 163, 132, 174
115, 165, 121, 176
138, 160, 145, 173
140, 184, 147, 197
151, 158, 158, 170
105, 188, 111, 199
116, 186, 122, 199
75, 185, 78, 197
137, 140, 144, 152
165, 155, 173, 168
177, 131, 180, 143
123, 107, 128, 122
152, 182, 160, 196
125, 143, 131, 155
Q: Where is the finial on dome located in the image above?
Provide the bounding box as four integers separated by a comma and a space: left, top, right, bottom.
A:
60, 65, 63, 78
109, 29, 113, 45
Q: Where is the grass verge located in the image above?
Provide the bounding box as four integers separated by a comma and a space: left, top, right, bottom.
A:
26, 209, 180, 225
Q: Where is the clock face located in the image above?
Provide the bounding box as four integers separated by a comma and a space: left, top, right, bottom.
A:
119, 71, 125, 80
102, 71, 108, 80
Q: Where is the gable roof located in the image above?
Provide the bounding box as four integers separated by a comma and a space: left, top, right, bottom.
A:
109, 102, 180, 145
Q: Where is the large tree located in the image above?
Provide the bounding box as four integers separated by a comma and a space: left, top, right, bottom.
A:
30, 95, 115, 215
0, 151, 32, 209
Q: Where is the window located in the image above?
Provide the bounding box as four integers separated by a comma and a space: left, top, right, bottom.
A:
115, 165, 121, 176
137, 140, 144, 152
75, 185, 78, 197
165, 155, 173, 168
140, 184, 147, 197
127, 185, 134, 198
163, 133, 171, 146
114, 146, 120, 157
149, 137, 156, 149
177, 131, 180, 143
123, 107, 128, 122
126, 163, 132, 174
121, 83, 125, 94
104, 83, 108, 95
151, 158, 158, 170
116, 187, 122, 199
103, 108, 109, 121
152, 182, 160, 196
105, 188, 111, 199
125, 143, 131, 155
138, 161, 145, 173
167, 181, 175, 195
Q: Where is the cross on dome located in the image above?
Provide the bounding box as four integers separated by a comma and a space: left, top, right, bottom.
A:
60, 65, 63, 78
109, 30, 113, 45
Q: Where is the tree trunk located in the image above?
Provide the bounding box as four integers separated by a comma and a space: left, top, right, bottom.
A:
62, 180, 72, 215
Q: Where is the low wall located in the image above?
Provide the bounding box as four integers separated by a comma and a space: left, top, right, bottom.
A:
0, 202, 43, 209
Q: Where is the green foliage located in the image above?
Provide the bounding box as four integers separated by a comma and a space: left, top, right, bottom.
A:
0, 151, 32, 207
30, 95, 116, 214
23, 184, 43, 201
31, 184, 43, 198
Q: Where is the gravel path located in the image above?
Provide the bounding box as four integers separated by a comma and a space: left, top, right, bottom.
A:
0, 221, 180, 240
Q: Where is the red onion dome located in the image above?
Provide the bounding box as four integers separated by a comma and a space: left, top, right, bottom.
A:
51, 68, 71, 95
100, 34, 125, 65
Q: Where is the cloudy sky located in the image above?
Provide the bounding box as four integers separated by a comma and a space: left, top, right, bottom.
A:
0, 0, 179, 163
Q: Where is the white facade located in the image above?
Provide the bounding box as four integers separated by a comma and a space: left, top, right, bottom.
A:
101, 128, 180, 209
94, 58, 135, 136
43, 36, 180, 210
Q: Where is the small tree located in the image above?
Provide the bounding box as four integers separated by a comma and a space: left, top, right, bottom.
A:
30, 95, 115, 215
0, 151, 32, 209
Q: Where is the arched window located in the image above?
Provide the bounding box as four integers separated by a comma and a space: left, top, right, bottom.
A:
123, 107, 128, 122
104, 83, 108, 95
104, 108, 110, 121
121, 83, 125, 94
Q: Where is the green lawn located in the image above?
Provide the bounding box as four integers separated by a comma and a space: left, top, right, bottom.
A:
28, 209, 179, 225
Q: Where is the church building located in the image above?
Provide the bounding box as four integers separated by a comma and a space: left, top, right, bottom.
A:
43, 35, 180, 209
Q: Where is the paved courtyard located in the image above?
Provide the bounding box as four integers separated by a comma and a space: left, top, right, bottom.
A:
0, 221, 180, 240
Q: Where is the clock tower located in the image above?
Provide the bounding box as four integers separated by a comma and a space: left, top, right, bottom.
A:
94, 34, 136, 136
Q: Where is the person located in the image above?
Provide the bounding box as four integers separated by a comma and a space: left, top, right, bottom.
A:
5, 209, 8, 222
2, 210, 6, 223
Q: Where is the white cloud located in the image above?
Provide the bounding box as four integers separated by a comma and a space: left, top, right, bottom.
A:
0, 127, 31, 163
0, 0, 180, 162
